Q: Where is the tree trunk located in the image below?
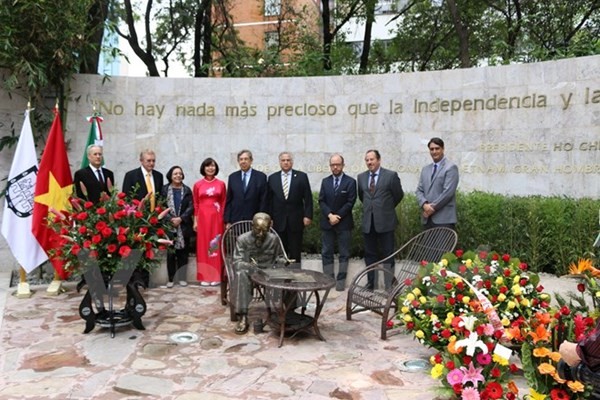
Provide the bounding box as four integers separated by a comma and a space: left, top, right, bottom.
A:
79, 0, 109, 74
446, 0, 471, 68
321, 0, 333, 71
359, 0, 375, 74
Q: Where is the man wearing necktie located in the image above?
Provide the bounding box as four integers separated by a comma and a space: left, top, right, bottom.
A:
357, 149, 404, 290
267, 151, 313, 266
416, 137, 459, 230
224, 149, 268, 228
122, 149, 164, 288
73, 145, 114, 204
318, 154, 357, 291
122, 149, 164, 205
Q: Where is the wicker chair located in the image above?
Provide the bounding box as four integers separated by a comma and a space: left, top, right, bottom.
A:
346, 227, 458, 340
220, 220, 290, 321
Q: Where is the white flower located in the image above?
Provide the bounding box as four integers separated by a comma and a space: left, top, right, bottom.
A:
458, 315, 478, 331
455, 332, 488, 356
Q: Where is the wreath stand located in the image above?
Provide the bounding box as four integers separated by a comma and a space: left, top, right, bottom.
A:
77, 266, 147, 338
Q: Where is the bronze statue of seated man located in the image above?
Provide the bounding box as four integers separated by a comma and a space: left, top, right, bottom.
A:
232, 212, 287, 334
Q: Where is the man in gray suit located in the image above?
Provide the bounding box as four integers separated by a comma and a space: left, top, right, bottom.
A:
415, 137, 459, 230
357, 150, 404, 290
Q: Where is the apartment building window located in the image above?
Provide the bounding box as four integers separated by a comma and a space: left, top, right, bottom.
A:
265, 0, 281, 16
376, 0, 402, 14
265, 31, 279, 50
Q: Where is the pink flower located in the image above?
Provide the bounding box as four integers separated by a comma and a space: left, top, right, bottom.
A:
482, 323, 494, 336
476, 353, 492, 365
446, 369, 464, 386
460, 362, 485, 386
461, 386, 481, 400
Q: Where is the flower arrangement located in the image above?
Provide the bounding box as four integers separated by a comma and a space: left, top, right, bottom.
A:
49, 190, 172, 276
519, 309, 593, 400
517, 258, 600, 400
396, 250, 551, 351
429, 311, 521, 399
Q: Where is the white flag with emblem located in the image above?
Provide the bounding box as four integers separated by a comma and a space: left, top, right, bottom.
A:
1, 109, 48, 272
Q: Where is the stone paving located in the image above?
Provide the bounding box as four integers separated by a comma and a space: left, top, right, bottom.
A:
0, 270, 442, 400
0, 263, 581, 400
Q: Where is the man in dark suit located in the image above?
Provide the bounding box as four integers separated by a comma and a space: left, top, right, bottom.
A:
357, 149, 404, 290
122, 149, 164, 288
73, 145, 114, 203
415, 137, 459, 230
267, 151, 313, 266
122, 149, 164, 209
319, 154, 356, 291
224, 149, 268, 228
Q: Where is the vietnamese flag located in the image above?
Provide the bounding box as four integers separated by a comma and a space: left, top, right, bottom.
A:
32, 107, 73, 279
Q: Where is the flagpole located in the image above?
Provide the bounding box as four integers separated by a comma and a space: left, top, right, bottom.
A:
17, 267, 33, 299
18, 104, 34, 298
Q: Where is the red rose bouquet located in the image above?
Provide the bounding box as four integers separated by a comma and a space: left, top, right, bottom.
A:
49, 190, 172, 276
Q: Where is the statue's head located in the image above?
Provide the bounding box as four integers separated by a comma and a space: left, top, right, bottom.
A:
252, 212, 271, 246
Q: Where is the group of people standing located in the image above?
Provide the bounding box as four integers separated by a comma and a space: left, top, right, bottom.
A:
73, 138, 459, 294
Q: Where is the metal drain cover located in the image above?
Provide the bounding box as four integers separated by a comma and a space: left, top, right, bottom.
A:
397, 359, 429, 372
169, 332, 199, 344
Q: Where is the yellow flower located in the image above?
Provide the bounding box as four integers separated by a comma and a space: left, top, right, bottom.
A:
569, 258, 594, 275
431, 363, 444, 379
512, 285, 522, 296
537, 362, 556, 375
401, 306, 409, 314
567, 380, 585, 392
462, 296, 470, 304
498, 293, 506, 302
551, 371, 566, 384
406, 293, 415, 301
596, 291, 600, 298
412, 288, 421, 296
403, 315, 412, 322
465, 259, 472, 267
520, 298, 530, 307
528, 388, 547, 400
495, 276, 504, 285
441, 259, 448, 267
415, 330, 425, 339
540, 293, 550, 300
501, 317, 510, 326
448, 338, 461, 354
533, 347, 551, 358
493, 353, 509, 366
507, 301, 516, 309
430, 314, 438, 322
548, 352, 561, 362
419, 296, 427, 304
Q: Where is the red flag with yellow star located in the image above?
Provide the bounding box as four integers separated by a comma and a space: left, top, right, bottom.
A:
32, 108, 73, 279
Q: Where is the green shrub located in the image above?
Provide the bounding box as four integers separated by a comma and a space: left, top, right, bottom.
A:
301, 191, 599, 275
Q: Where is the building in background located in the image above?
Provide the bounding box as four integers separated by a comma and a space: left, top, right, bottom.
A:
107, 0, 408, 77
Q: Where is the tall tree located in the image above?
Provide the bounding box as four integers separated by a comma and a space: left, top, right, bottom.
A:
0, 0, 96, 100
321, 0, 363, 71
112, 0, 161, 76
79, 0, 111, 74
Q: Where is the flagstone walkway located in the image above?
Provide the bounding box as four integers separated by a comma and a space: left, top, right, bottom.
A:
0, 265, 579, 400
0, 271, 443, 400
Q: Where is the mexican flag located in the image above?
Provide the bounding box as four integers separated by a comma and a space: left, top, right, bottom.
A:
80, 112, 104, 169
